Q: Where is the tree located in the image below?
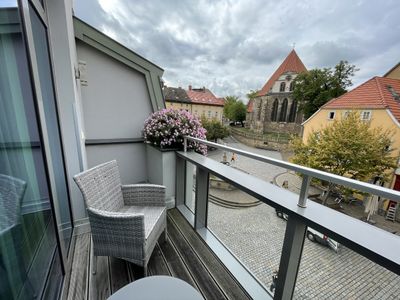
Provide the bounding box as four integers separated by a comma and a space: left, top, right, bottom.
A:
246, 89, 259, 100
291, 112, 396, 204
223, 96, 247, 126
201, 117, 229, 142
293, 60, 358, 119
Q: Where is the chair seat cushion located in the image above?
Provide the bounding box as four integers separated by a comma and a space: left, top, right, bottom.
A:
119, 206, 166, 239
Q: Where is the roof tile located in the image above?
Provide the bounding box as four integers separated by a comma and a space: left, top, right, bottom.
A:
186, 88, 224, 106
323, 77, 400, 121
258, 50, 307, 96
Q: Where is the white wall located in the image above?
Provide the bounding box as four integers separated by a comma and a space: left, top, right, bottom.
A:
271, 71, 298, 93
76, 40, 153, 183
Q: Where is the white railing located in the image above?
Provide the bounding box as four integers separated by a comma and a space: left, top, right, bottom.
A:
176, 136, 400, 300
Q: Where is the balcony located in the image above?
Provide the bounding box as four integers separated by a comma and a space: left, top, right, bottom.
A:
63, 208, 250, 300
63, 137, 400, 299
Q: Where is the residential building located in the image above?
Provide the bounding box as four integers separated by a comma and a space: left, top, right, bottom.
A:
187, 86, 224, 121
164, 85, 224, 122
302, 75, 400, 209
247, 50, 306, 135
1, 1, 399, 300
385, 62, 400, 80
163, 86, 192, 112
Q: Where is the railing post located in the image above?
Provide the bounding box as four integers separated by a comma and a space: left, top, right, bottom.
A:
184, 136, 187, 152
195, 167, 209, 229
297, 175, 310, 208
175, 155, 186, 207
274, 215, 307, 300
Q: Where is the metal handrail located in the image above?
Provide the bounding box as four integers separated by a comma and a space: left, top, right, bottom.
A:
184, 135, 400, 203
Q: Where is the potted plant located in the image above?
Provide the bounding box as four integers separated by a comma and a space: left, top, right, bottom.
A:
143, 108, 207, 208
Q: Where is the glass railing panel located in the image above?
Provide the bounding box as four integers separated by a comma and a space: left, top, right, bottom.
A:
185, 162, 196, 213
207, 174, 286, 294
293, 224, 400, 299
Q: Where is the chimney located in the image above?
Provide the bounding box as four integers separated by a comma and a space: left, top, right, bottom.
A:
203, 86, 206, 92
188, 85, 192, 90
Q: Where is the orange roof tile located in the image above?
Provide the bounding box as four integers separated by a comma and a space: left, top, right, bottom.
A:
187, 88, 224, 106
258, 49, 307, 96
323, 77, 400, 121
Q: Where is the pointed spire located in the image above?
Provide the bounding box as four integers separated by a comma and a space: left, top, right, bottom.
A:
257, 49, 307, 96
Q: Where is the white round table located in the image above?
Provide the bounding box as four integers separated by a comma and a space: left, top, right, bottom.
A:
108, 276, 204, 300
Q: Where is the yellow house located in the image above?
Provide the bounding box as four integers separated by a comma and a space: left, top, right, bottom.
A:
384, 62, 400, 80
163, 85, 224, 122
302, 76, 400, 197
187, 86, 224, 122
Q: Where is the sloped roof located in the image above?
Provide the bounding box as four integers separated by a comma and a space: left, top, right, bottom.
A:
163, 87, 191, 103
258, 49, 307, 96
247, 99, 254, 113
323, 76, 400, 121
187, 88, 224, 106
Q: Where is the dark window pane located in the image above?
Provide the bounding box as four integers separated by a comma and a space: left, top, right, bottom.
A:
29, 4, 73, 257
0, 6, 58, 299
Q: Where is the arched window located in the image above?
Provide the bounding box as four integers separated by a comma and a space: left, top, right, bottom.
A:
280, 82, 286, 92
289, 81, 294, 91
279, 98, 288, 122
271, 99, 279, 122
288, 100, 297, 122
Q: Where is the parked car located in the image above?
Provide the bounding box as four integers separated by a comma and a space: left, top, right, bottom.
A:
275, 209, 341, 253
306, 228, 340, 252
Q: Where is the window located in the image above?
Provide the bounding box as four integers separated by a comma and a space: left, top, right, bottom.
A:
194, 110, 198, 115
279, 98, 288, 122
208, 111, 211, 118
342, 111, 350, 118
280, 82, 286, 92
288, 100, 297, 122
289, 81, 294, 91
215, 111, 218, 117
328, 111, 335, 120
271, 99, 279, 122
361, 111, 371, 121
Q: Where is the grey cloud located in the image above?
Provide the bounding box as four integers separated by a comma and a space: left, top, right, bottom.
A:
74, 0, 400, 101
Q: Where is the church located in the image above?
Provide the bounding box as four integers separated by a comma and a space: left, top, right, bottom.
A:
247, 49, 307, 135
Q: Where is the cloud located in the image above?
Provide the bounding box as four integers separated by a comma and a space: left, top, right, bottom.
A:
74, 0, 400, 102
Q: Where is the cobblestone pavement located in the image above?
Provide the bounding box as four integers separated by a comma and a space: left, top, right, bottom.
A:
202, 136, 400, 299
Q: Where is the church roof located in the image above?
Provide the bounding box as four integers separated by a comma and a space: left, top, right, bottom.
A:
257, 49, 307, 96
323, 76, 400, 121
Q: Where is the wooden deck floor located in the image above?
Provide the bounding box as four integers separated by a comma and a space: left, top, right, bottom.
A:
62, 209, 251, 300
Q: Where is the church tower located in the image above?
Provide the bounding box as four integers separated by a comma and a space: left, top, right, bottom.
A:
248, 50, 307, 135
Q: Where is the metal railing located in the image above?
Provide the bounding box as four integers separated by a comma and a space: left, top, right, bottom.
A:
185, 136, 400, 205
175, 136, 400, 300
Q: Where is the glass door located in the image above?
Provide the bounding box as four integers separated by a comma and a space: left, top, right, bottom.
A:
0, 0, 73, 298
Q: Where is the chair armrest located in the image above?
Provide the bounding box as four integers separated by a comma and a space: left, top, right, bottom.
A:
121, 184, 166, 206
87, 208, 146, 258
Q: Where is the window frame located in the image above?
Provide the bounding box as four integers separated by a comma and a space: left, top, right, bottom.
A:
280, 82, 286, 92
361, 110, 372, 121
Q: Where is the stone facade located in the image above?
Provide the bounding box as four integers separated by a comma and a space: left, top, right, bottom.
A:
250, 73, 303, 135
247, 50, 306, 136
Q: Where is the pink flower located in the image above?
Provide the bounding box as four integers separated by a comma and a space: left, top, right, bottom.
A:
143, 108, 207, 154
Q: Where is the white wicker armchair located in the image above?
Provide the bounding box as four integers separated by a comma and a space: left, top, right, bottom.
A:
73, 160, 167, 275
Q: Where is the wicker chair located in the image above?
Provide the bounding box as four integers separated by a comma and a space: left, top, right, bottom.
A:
73, 160, 167, 275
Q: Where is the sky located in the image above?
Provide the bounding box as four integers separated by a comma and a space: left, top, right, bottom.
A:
74, 0, 400, 102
